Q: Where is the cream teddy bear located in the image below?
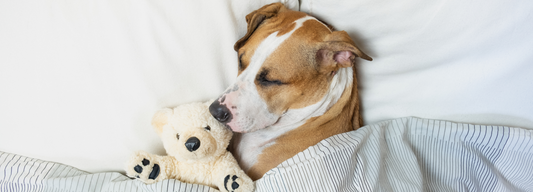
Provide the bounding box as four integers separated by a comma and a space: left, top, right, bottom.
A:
125, 101, 254, 192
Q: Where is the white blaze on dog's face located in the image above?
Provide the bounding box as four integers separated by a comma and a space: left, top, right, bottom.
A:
225, 16, 324, 133
209, 8, 372, 133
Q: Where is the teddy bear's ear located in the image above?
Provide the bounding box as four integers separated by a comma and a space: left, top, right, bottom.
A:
152, 108, 173, 135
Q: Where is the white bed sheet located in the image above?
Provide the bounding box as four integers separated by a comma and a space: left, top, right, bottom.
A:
2, 117, 532, 191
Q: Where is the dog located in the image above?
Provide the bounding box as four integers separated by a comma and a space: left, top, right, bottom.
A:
209, 3, 372, 180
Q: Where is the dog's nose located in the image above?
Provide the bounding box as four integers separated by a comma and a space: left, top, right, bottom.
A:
209, 100, 232, 123
185, 137, 200, 152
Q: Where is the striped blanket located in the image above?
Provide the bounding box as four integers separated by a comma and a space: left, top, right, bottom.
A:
2, 117, 532, 192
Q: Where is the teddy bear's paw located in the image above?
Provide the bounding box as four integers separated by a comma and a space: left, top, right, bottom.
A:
126, 153, 165, 184
134, 159, 160, 180
223, 175, 245, 192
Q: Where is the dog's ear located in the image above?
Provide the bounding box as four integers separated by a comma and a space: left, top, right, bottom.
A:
152, 108, 173, 136
316, 31, 372, 72
234, 3, 286, 51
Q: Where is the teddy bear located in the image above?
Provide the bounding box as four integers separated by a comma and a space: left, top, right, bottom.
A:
125, 101, 254, 192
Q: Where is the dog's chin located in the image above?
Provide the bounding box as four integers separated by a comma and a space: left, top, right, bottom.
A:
227, 124, 254, 134
226, 118, 276, 134
224, 121, 246, 133
228, 127, 252, 134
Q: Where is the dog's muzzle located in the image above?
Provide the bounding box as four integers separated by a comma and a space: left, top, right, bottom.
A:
209, 100, 232, 124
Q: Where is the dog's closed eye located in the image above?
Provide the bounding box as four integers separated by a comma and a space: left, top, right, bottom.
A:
238, 52, 246, 71
204, 126, 211, 131
257, 70, 284, 86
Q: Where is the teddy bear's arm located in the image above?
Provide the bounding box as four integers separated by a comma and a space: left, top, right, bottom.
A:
214, 153, 255, 192
125, 151, 179, 184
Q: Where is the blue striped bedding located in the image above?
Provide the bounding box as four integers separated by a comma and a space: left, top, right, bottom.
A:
2, 117, 532, 192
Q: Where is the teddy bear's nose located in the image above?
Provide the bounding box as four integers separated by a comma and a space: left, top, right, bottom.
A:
185, 137, 201, 152
209, 99, 232, 123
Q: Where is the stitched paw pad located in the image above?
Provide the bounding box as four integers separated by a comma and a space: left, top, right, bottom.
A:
126, 153, 164, 184
223, 175, 241, 192
132, 159, 160, 180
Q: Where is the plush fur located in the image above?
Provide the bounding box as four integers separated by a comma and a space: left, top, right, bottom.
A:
125, 101, 254, 192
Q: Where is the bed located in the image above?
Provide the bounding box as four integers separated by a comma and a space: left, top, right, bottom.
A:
1, 0, 532, 191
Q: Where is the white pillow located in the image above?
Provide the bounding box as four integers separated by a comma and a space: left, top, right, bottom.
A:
300, 0, 533, 129
0, 0, 298, 173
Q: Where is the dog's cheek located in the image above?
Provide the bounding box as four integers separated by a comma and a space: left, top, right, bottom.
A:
288, 76, 330, 110
254, 85, 285, 115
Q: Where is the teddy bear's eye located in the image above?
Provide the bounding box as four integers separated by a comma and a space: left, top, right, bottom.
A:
176, 134, 180, 140
204, 126, 211, 131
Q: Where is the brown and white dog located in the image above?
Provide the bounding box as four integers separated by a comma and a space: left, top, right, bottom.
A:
209, 3, 372, 180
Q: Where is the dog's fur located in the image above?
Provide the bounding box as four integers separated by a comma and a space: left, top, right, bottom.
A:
209, 3, 372, 180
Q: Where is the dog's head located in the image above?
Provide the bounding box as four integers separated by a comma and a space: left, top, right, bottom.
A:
209, 3, 371, 133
